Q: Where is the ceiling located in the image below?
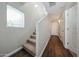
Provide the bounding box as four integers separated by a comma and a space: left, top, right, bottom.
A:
7, 2, 77, 14
43, 2, 77, 21
7, 2, 77, 20
43, 2, 77, 15
7, 2, 26, 8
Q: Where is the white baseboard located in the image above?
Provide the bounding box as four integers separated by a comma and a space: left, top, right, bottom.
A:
4, 47, 23, 57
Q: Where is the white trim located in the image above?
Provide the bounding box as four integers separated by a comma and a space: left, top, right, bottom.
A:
4, 47, 23, 57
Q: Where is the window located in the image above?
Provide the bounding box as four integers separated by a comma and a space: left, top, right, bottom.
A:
7, 5, 24, 28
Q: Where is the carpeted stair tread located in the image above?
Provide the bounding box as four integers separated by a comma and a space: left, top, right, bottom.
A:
27, 39, 36, 45
23, 42, 36, 56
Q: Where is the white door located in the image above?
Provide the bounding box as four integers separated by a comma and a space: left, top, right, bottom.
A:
65, 5, 77, 53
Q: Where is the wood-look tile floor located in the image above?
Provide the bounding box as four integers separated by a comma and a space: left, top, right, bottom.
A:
42, 35, 73, 57
10, 49, 33, 57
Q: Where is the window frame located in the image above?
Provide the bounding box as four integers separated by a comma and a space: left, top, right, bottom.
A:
7, 5, 25, 28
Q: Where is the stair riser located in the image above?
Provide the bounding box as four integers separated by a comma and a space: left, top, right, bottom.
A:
30, 36, 36, 39
33, 32, 36, 35
27, 40, 36, 45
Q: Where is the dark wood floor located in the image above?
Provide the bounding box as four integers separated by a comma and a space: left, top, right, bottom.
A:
10, 49, 33, 57
42, 35, 73, 57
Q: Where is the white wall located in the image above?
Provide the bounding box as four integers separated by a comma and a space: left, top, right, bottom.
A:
51, 21, 59, 35
59, 14, 65, 45
36, 16, 51, 56
0, 2, 46, 56
65, 5, 77, 53
77, 3, 79, 57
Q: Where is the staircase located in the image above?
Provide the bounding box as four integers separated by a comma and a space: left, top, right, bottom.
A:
23, 32, 36, 56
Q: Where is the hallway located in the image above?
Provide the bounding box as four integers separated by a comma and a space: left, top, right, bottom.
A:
0, 2, 78, 57
42, 35, 74, 57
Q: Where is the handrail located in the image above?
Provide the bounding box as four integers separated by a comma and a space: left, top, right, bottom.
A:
37, 14, 48, 24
